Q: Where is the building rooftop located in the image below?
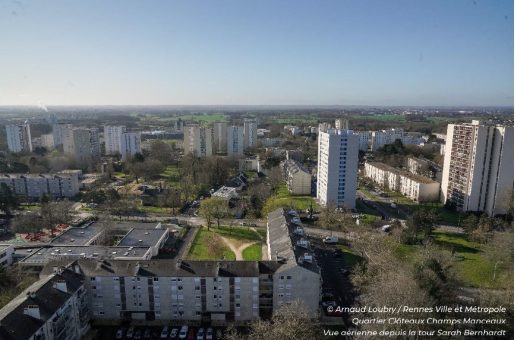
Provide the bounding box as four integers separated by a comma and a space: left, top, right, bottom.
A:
0, 269, 84, 340
42, 259, 284, 278
366, 161, 437, 184
267, 208, 319, 274
116, 228, 168, 248
18, 246, 152, 265
50, 224, 103, 246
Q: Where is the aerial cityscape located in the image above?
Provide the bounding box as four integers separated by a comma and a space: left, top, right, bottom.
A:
0, 1, 513, 340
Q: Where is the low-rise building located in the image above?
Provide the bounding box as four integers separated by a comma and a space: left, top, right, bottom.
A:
406, 156, 442, 182
364, 162, 440, 202
281, 159, 312, 195
0, 171, 80, 200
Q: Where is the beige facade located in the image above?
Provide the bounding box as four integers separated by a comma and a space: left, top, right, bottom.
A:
281, 159, 312, 195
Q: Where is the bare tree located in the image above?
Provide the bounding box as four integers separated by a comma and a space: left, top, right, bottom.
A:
12, 213, 43, 239
40, 200, 73, 236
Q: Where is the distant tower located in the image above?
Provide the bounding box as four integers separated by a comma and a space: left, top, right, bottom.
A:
6, 122, 32, 153
334, 118, 349, 130
243, 118, 257, 150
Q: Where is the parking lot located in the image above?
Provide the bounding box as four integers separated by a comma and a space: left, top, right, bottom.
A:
309, 236, 356, 324
90, 325, 231, 340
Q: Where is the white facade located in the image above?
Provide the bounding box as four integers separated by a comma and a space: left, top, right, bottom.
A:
40, 133, 55, 149
370, 129, 424, 151
120, 132, 141, 161
213, 122, 228, 154
104, 125, 126, 155
334, 118, 349, 130
356, 131, 370, 151
364, 162, 440, 202
6, 123, 32, 153
441, 121, 514, 216
281, 159, 312, 195
183, 125, 213, 157
227, 126, 244, 156
63, 127, 101, 165
243, 118, 257, 150
317, 127, 359, 208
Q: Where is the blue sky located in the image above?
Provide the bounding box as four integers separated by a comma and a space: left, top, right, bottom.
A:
0, 0, 513, 106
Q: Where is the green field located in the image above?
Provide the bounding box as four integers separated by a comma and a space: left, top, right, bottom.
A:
350, 114, 407, 123
242, 243, 263, 261
263, 182, 317, 214
213, 226, 262, 241
187, 228, 236, 260
269, 116, 319, 124
389, 231, 511, 288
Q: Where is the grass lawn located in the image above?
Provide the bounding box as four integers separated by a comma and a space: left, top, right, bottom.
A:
337, 245, 364, 268
350, 114, 406, 123
188, 228, 236, 260
113, 172, 127, 178
213, 226, 262, 241
263, 182, 317, 214
160, 165, 181, 179
139, 205, 173, 215
242, 243, 262, 261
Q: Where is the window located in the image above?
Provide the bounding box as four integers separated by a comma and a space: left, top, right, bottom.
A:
153, 277, 159, 282
286, 276, 292, 280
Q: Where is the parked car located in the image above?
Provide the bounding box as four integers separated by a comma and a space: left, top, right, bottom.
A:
160, 326, 169, 339
143, 328, 151, 339
205, 328, 213, 340
196, 327, 205, 340
115, 328, 124, 339
169, 328, 179, 339
323, 236, 338, 244
126, 327, 135, 339
178, 326, 189, 340
134, 329, 142, 340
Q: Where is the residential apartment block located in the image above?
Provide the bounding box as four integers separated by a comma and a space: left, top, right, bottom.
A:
243, 118, 258, 150
104, 125, 126, 155
0, 269, 90, 340
213, 122, 228, 154
441, 121, 514, 216
183, 125, 213, 157
280, 159, 312, 195
62, 127, 101, 165
407, 156, 442, 182
0, 171, 80, 200
370, 129, 424, 151
6, 123, 32, 153
120, 132, 142, 161
40, 133, 55, 150
317, 125, 359, 208
0, 245, 14, 267
226, 126, 244, 156
364, 162, 440, 202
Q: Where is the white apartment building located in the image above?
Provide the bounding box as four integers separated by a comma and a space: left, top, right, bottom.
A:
0, 171, 80, 200
227, 126, 244, 156
364, 162, 440, 202
40, 133, 55, 149
120, 132, 142, 161
441, 121, 514, 216
183, 125, 213, 157
63, 127, 101, 165
370, 129, 424, 151
317, 126, 359, 209
334, 118, 349, 130
52, 123, 70, 147
0, 269, 90, 340
213, 122, 228, 154
407, 156, 442, 182
104, 125, 126, 155
356, 131, 371, 152
281, 159, 312, 195
243, 118, 258, 150
6, 123, 32, 153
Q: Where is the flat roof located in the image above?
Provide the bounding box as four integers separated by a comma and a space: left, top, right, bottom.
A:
50, 224, 103, 246
19, 246, 151, 265
117, 228, 168, 248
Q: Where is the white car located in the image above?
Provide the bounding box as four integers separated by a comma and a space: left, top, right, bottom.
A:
160, 326, 169, 339
170, 328, 179, 339
205, 328, 213, 340
196, 328, 205, 340
178, 326, 189, 340
116, 328, 124, 339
